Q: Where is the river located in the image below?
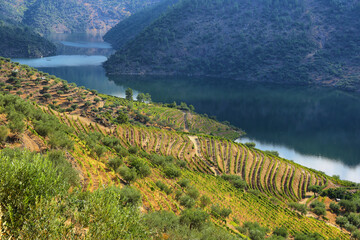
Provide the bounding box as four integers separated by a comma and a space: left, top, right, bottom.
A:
12, 33, 360, 182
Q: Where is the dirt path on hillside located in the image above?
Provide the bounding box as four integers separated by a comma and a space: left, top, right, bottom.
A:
22, 131, 41, 152
188, 135, 218, 175
184, 113, 189, 132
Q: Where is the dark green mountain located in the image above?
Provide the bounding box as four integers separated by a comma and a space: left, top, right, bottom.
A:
0, 20, 56, 58
104, 0, 180, 50
104, 0, 360, 90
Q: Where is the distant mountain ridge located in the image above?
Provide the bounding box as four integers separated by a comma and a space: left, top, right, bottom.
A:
104, 0, 360, 91
0, 0, 161, 34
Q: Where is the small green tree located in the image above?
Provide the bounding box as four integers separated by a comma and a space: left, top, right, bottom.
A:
118, 166, 137, 184
144, 93, 151, 102
200, 195, 211, 208
336, 216, 349, 228
125, 88, 133, 101
116, 112, 128, 124
179, 195, 195, 208
136, 93, 145, 103
273, 226, 288, 239
119, 186, 142, 206
330, 202, 340, 214
352, 230, 360, 240
308, 185, 323, 196
107, 157, 123, 171
179, 208, 209, 230
244, 142, 256, 148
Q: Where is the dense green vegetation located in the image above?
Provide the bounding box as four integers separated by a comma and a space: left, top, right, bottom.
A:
105, 0, 360, 90
104, 0, 180, 49
0, 0, 162, 34
0, 19, 56, 57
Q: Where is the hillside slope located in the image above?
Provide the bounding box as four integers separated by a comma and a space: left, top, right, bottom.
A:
105, 0, 360, 90
0, 0, 161, 34
0, 58, 355, 239
0, 20, 56, 58
104, 0, 180, 50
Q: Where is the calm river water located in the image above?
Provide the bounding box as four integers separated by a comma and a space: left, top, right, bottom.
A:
12, 33, 360, 182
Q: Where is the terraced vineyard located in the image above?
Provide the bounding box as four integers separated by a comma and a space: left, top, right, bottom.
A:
47, 107, 329, 204
0, 58, 351, 239
17, 108, 345, 239
32, 110, 349, 238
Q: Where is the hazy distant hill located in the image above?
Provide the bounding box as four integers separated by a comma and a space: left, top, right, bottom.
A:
0, 0, 161, 34
104, 0, 360, 90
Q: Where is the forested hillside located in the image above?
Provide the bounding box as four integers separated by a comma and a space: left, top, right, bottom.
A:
0, 0, 161, 34
105, 0, 360, 90
104, 0, 180, 50
0, 20, 56, 58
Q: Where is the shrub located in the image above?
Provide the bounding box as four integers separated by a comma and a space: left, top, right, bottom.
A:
308, 185, 324, 196
178, 178, 191, 188
164, 163, 181, 178
179, 195, 196, 208
273, 226, 288, 238
187, 187, 200, 200
348, 212, 360, 227
143, 211, 179, 234
0, 149, 69, 235
117, 147, 129, 157
244, 142, 256, 148
336, 216, 349, 228
47, 150, 79, 186
237, 222, 269, 240
310, 200, 325, 209
353, 230, 360, 240
8, 115, 25, 134
345, 223, 357, 232
128, 145, 138, 154
179, 208, 209, 230
49, 132, 73, 150
102, 136, 120, 148
312, 206, 327, 218
330, 202, 340, 214
339, 199, 357, 213
288, 202, 308, 215
138, 164, 151, 178
94, 145, 107, 157
156, 181, 172, 195
119, 186, 142, 206
149, 154, 165, 167
200, 195, 211, 208
118, 166, 137, 184
211, 204, 231, 219
294, 232, 324, 240
321, 187, 348, 199
0, 125, 9, 143
128, 156, 151, 178
175, 190, 183, 200
221, 174, 247, 190
107, 157, 123, 171
116, 112, 128, 124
